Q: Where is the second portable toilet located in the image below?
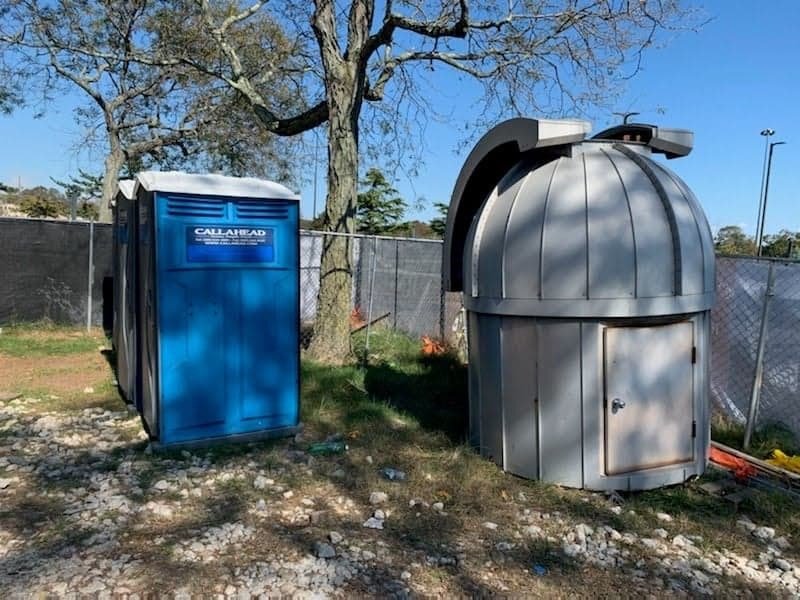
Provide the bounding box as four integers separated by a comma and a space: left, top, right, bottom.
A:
132, 171, 300, 447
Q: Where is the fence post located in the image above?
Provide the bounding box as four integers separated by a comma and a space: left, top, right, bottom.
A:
393, 239, 399, 330
743, 261, 776, 449
86, 218, 95, 332
364, 236, 378, 362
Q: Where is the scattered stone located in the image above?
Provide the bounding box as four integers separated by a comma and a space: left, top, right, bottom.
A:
400, 571, 411, 581
329, 531, 344, 545
369, 491, 388, 505
283, 490, 294, 499
524, 525, 544, 538
483, 522, 498, 531
610, 506, 623, 515
363, 517, 384, 530
0, 478, 14, 489
775, 536, 791, 550
314, 541, 336, 559
373, 509, 386, 520
380, 467, 407, 481
83, 387, 94, 394
432, 502, 444, 511
496, 542, 514, 552
656, 512, 673, 523
773, 558, 792, 572
672, 534, 693, 548
253, 475, 271, 490
653, 528, 668, 539
737, 517, 756, 533
754, 526, 776, 541
366, 455, 373, 464
563, 543, 583, 558
153, 480, 169, 491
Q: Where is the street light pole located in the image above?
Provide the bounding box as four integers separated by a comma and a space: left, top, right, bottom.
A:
757, 140, 786, 256
754, 128, 774, 255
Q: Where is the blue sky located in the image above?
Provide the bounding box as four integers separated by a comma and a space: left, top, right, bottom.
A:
1, 1, 798, 237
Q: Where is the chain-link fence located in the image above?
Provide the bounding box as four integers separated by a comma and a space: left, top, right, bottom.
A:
300, 230, 451, 348
710, 255, 800, 443
3, 217, 800, 442
0, 217, 111, 328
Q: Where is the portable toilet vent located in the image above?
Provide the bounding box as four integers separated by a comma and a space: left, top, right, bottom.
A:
112, 179, 137, 405
133, 171, 300, 448
442, 119, 715, 491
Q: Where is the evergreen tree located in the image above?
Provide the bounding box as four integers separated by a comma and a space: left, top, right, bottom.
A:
356, 168, 406, 235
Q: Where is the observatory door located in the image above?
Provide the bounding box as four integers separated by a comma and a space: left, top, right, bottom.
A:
603, 322, 695, 476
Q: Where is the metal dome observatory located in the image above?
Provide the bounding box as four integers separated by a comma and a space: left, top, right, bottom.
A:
443, 119, 715, 491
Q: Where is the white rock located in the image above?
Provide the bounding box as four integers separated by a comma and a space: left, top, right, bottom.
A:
653, 528, 668, 539
363, 517, 384, 529
400, 571, 411, 581
0, 478, 14, 489
641, 538, 660, 549
672, 534, 693, 548
253, 475, 270, 490
610, 506, 623, 515
369, 491, 388, 505
524, 525, 544, 538
314, 541, 336, 559
753, 526, 776, 541
656, 512, 673, 523
283, 490, 294, 499
563, 543, 583, 558
496, 541, 514, 551
773, 558, 792, 572
432, 502, 444, 511
483, 522, 498, 530
774, 536, 791, 550
737, 518, 756, 533
329, 531, 343, 544
373, 509, 386, 520
153, 480, 169, 491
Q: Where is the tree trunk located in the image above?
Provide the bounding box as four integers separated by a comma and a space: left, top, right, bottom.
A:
99, 135, 124, 223
307, 73, 361, 363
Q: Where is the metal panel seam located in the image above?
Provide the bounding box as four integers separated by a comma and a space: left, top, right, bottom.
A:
600, 147, 638, 298
501, 168, 533, 299
582, 153, 590, 300
538, 159, 562, 300
650, 160, 711, 292
613, 143, 683, 295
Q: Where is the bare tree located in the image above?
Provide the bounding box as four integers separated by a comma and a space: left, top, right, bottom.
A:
36, 0, 699, 361
1, 0, 300, 221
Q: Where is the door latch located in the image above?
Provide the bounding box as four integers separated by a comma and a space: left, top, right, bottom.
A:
611, 398, 626, 414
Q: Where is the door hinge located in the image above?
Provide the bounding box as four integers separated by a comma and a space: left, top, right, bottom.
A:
692, 420, 697, 438
691, 346, 697, 364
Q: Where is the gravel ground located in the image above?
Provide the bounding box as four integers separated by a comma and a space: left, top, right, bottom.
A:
1, 393, 799, 598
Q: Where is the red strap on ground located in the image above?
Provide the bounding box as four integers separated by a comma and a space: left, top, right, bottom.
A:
709, 446, 758, 481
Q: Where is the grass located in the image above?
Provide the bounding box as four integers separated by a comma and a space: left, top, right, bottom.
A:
712, 414, 800, 460
0, 321, 105, 357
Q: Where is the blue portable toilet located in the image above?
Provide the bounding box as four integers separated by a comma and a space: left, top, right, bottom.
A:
132, 171, 300, 447
112, 179, 137, 404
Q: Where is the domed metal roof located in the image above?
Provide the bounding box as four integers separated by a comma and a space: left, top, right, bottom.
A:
444, 119, 715, 318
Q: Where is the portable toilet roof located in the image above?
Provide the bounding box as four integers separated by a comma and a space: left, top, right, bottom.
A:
133, 171, 299, 201
443, 118, 714, 319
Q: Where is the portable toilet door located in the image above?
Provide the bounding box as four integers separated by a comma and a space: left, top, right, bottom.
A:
134, 172, 300, 447
112, 180, 137, 404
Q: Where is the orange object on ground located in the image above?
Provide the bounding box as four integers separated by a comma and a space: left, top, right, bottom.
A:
709, 446, 758, 481
421, 336, 446, 356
